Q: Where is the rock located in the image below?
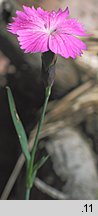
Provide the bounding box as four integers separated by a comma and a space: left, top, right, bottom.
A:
46, 127, 98, 199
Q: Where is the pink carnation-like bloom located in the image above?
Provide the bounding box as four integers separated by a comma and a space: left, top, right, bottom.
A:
8, 6, 88, 59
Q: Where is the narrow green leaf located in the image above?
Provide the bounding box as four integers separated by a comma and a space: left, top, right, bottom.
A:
33, 155, 49, 172
6, 86, 31, 161
31, 156, 49, 187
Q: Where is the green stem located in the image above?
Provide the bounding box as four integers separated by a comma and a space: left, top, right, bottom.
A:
31, 85, 51, 165
25, 85, 52, 200
25, 188, 30, 200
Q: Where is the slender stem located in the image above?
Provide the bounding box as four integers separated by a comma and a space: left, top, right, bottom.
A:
25, 85, 52, 200
25, 188, 30, 200
31, 85, 51, 165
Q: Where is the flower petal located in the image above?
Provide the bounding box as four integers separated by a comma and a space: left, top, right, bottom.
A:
49, 33, 87, 59
23, 5, 36, 17
56, 7, 69, 19
49, 7, 69, 29
49, 33, 70, 58
7, 6, 46, 34
17, 29, 49, 53
58, 18, 88, 36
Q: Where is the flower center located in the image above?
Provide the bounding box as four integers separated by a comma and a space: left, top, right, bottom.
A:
44, 23, 57, 35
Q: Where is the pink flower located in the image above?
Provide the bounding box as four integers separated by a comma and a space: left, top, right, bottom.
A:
8, 6, 88, 59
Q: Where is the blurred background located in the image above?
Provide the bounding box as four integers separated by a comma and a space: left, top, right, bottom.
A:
0, 0, 98, 200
